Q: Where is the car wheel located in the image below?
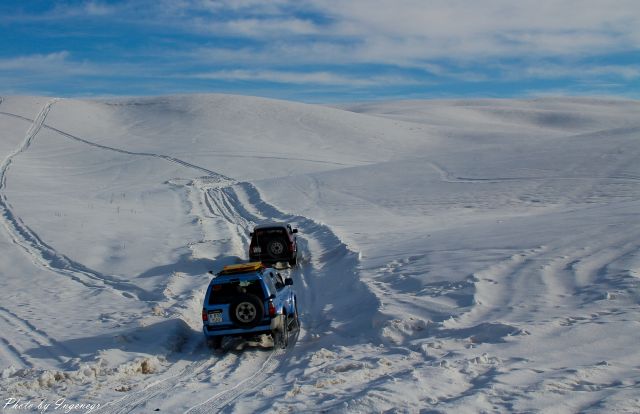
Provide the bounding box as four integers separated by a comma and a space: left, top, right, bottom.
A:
267, 238, 286, 259
279, 315, 289, 349
282, 318, 289, 348
291, 303, 300, 331
230, 294, 264, 328
272, 314, 289, 349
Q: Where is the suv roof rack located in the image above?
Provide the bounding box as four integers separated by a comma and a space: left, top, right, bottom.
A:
253, 222, 287, 229
218, 262, 264, 276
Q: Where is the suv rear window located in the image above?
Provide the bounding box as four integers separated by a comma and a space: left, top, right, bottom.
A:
208, 279, 266, 305
253, 228, 286, 239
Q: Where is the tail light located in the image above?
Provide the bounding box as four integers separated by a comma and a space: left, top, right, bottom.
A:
250, 241, 261, 254
202, 309, 208, 322
268, 301, 276, 317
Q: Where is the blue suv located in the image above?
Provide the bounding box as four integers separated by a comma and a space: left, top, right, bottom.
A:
202, 262, 299, 349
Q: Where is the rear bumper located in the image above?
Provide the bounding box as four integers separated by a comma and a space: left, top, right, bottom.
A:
202, 315, 284, 338
203, 323, 271, 338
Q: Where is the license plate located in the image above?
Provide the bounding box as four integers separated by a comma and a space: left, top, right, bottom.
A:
252, 247, 261, 253
208, 311, 223, 323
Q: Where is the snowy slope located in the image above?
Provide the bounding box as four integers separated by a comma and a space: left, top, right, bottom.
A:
1, 94, 639, 413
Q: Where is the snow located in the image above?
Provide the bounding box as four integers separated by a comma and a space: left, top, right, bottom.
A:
1, 94, 640, 413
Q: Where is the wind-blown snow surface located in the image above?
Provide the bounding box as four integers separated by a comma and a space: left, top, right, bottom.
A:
1, 94, 639, 413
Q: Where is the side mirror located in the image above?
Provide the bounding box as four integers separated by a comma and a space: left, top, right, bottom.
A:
284, 278, 293, 286
208, 271, 215, 275
292, 229, 298, 234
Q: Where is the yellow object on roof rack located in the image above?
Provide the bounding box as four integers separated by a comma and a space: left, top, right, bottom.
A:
219, 262, 263, 275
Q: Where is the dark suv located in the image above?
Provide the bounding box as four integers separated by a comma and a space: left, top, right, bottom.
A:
249, 223, 298, 266
202, 262, 298, 349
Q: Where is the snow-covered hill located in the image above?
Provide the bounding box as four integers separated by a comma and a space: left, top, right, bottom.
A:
1, 94, 639, 413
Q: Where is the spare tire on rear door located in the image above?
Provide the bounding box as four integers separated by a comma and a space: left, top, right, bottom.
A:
229, 294, 264, 328
267, 238, 287, 259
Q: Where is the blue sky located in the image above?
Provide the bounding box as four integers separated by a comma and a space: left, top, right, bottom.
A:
1, 0, 639, 102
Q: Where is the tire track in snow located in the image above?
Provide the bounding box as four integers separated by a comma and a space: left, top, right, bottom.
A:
459, 229, 640, 329
230, 181, 379, 336
9, 113, 260, 412
180, 182, 378, 413
184, 347, 288, 414
100, 179, 283, 414
160, 177, 374, 413
173, 180, 285, 414
0, 107, 230, 180
44, 124, 231, 179
0, 101, 159, 301
0, 104, 235, 303
0, 306, 73, 366
0, 337, 31, 369
1, 101, 377, 410
426, 160, 640, 185
0, 99, 56, 188
462, 237, 640, 413
201, 186, 254, 255
94, 353, 217, 414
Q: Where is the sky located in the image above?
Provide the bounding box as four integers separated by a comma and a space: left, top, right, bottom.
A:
1, 0, 640, 102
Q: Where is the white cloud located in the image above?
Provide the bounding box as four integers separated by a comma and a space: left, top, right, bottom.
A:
191, 69, 417, 86
11, 1, 640, 63
0, 52, 72, 70
161, 0, 640, 75
3, 0, 639, 96
192, 17, 321, 37
0, 51, 148, 80
194, 0, 298, 13
315, 0, 640, 60
522, 63, 640, 80
4, 1, 125, 22
82, 1, 116, 16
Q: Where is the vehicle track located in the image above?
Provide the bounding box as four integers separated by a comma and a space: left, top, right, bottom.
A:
1, 100, 375, 411
95, 180, 285, 414
0, 104, 237, 303
170, 178, 375, 413
0, 336, 31, 369
204, 181, 377, 338
93, 351, 217, 414
459, 216, 640, 330
427, 160, 640, 185
0, 107, 229, 179
44, 124, 231, 179
1, 108, 271, 412
0, 101, 163, 301
0, 306, 73, 366
184, 347, 288, 414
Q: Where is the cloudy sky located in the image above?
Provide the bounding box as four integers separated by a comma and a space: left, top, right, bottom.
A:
1, 0, 639, 102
